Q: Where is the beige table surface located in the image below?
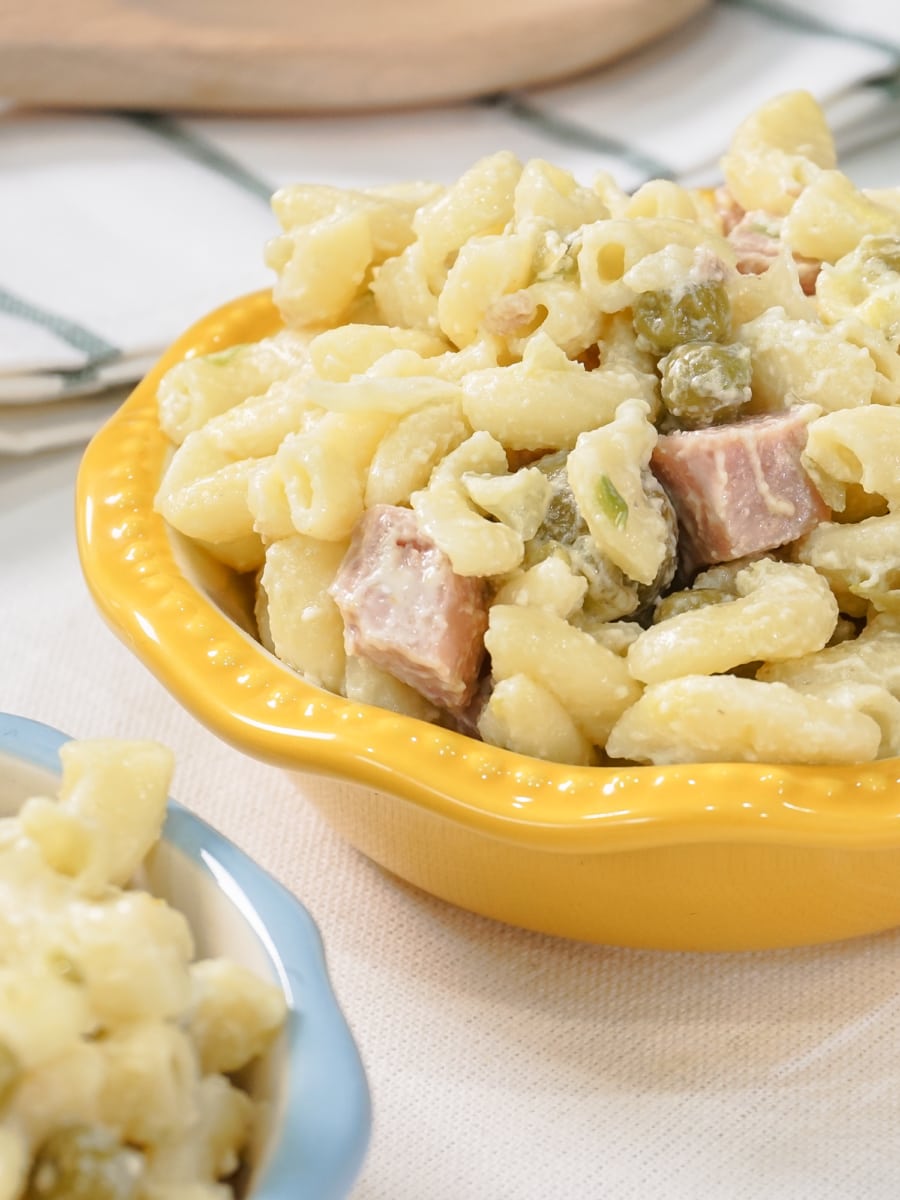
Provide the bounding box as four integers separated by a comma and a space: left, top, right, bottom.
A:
4, 4, 900, 1190
4, 444, 900, 1200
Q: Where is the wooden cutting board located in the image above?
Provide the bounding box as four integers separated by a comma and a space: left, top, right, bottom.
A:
0, 0, 710, 112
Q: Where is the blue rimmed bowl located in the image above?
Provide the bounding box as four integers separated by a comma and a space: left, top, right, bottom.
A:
0, 711, 371, 1200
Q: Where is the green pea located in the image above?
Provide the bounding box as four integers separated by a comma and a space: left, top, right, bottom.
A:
659, 341, 752, 428
523, 452, 633, 617
0, 1039, 21, 1108
524, 452, 678, 619
653, 587, 733, 624
633, 279, 731, 355
25, 1125, 142, 1200
527, 452, 581, 548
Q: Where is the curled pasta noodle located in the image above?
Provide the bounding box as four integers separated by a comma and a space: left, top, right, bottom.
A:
413, 151, 522, 292
728, 249, 816, 326
461, 333, 657, 451
308, 323, 449, 380
19, 739, 172, 892
720, 90, 836, 216
437, 230, 536, 348
605, 675, 881, 766
157, 331, 313, 446
97, 1022, 199, 1146
302, 370, 461, 415
838, 318, 900, 407
155, 377, 325, 559
566, 398, 669, 586
577, 218, 733, 314
147, 1073, 252, 1187
343, 656, 440, 721
624, 179, 711, 224
816, 237, 900, 348
68, 889, 194, 1025
783, 171, 900, 263
485, 604, 642, 745
489, 277, 603, 360
267, 209, 374, 328
258, 534, 348, 692
371, 242, 440, 332
156, 455, 272, 555
803, 405, 900, 508
271, 182, 429, 261
758, 612, 900, 697
7, 1043, 107, 1147
189, 958, 287, 1076
461, 466, 551, 539
626, 560, 838, 684
0, 969, 93, 1070
365, 400, 470, 508
266, 411, 393, 541
410, 432, 523, 576
794, 511, 900, 615
513, 157, 609, 233
738, 307, 875, 413
477, 675, 595, 766
788, 682, 900, 759
492, 558, 588, 620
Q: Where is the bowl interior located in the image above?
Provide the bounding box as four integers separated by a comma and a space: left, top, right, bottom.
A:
0, 712, 371, 1199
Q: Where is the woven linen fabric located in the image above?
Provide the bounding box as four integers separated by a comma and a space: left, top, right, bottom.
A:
6, 444, 900, 1200
1, 0, 900, 452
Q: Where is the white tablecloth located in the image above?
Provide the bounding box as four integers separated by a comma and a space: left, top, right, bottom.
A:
4, 1, 900, 1195
4, 447, 900, 1200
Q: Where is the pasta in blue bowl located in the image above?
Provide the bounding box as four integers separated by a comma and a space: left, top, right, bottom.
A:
0, 712, 371, 1199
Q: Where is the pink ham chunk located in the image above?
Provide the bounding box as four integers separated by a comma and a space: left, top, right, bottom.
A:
651, 410, 830, 570
330, 505, 489, 711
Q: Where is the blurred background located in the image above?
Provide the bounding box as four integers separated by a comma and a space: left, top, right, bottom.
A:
1, 0, 899, 454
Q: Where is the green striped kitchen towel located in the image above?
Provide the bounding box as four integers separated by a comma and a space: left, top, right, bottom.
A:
0, 0, 898, 451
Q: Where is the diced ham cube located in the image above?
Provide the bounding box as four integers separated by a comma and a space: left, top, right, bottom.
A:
650, 410, 830, 570
330, 505, 489, 711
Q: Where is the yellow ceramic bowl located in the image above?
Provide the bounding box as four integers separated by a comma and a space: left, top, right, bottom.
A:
76, 292, 900, 953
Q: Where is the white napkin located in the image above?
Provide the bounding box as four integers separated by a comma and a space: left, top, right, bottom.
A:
1, 0, 899, 451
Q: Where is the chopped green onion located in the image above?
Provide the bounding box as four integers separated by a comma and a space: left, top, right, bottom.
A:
596, 475, 628, 529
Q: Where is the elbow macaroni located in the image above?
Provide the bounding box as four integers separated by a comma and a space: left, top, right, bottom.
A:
0, 740, 286, 1197
154, 90, 900, 768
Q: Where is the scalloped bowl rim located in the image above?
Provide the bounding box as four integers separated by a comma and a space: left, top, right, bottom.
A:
75, 290, 900, 856
0, 710, 371, 1200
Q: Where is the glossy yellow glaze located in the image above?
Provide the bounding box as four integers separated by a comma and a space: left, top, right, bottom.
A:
76, 291, 900, 951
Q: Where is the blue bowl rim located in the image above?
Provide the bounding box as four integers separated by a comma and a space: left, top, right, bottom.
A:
0, 710, 372, 1200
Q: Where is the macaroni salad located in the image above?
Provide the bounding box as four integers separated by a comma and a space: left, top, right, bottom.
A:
156, 92, 900, 767
0, 740, 285, 1200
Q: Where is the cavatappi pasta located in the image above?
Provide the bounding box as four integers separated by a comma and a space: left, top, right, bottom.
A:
0, 740, 286, 1200
156, 91, 900, 768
